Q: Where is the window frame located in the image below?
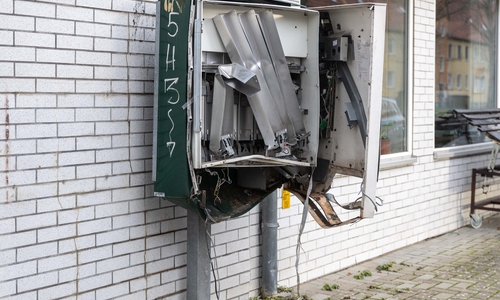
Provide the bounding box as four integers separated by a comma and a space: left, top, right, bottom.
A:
380, 0, 414, 166
433, 0, 500, 159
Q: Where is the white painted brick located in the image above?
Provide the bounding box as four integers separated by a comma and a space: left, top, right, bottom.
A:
58, 150, 95, 166
57, 35, 93, 50
96, 201, 128, 218
112, 135, 130, 147
37, 137, 75, 153
96, 121, 129, 135
57, 5, 94, 22
0, 46, 32, 62
75, 108, 111, 121
59, 235, 96, 254
94, 37, 128, 52
58, 179, 95, 195
112, 239, 144, 256
36, 18, 74, 34
0, 200, 35, 219
112, 186, 144, 201
57, 65, 93, 79
37, 282, 76, 300
110, 108, 144, 121
36, 108, 75, 122
17, 182, 58, 200
146, 257, 174, 274
147, 283, 175, 300
15, 63, 55, 78
76, 22, 111, 37
96, 227, 129, 246
0, 139, 35, 155
0, 0, 13, 13
37, 49, 75, 64
16, 32, 55, 48
76, 136, 111, 150
38, 224, 76, 243
96, 148, 129, 163
77, 218, 112, 236
77, 0, 111, 9
95, 94, 127, 107
130, 94, 152, 107
58, 206, 94, 225
113, 160, 144, 175
129, 41, 155, 55
128, 14, 155, 29
57, 94, 94, 108
36, 79, 75, 93
77, 163, 112, 179
112, 53, 144, 67
0, 280, 16, 298
0, 171, 36, 187
0, 261, 36, 281
112, 0, 145, 13
96, 255, 129, 274
0, 62, 13, 75
95, 174, 129, 190
113, 265, 144, 283
16, 1, 56, 17
16, 124, 57, 138
76, 50, 111, 66
95, 66, 128, 79
17, 94, 56, 108
78, 245, 112, 264
17, 212, 57, 231
58, 122, 95, 137
130, 173, 151, 186
96, 282, 129, 299
78, 273, 112, 292
38, 196, 75, 213
1, 108, 35, 124
0, 78, 35, 92
77, 190, 111, 206
112, 211, 145, 229
76, 80, 112, 93
18, 271, 59, 293
0, 15, 34, 30
0, 218, 15, 235
111, 80, 144, 93
38, 252, 76, 273
95, 9, 129, 26
0, 231, 36, 252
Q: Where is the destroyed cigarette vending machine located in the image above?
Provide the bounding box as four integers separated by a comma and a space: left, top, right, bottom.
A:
153, 0, 386, 227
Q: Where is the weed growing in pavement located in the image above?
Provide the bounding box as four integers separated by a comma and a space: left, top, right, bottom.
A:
322, 283, 340, 291
277, 286, 293, 293
354, 270, 372, 279
376, 261, 396, 272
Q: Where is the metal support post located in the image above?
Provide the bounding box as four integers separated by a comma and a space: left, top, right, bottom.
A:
187, 210, 211, 300
261, 190, 278, 297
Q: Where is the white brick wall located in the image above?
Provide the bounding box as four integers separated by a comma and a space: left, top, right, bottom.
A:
1, 0, 499, 299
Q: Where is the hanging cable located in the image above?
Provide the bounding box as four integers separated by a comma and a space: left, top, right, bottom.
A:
295, 168, 315, 297
204, 214, 220, 300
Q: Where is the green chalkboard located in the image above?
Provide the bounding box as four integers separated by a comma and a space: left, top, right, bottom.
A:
154, 0, 193, 198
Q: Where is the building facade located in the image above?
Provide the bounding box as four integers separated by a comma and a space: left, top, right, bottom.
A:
1, 0, 499, 299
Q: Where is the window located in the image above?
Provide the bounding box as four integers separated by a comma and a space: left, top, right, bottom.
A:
388, 38, 395, 55
440, 56, 444, 72
387, 71, 395, 88
435, 0, 498, 148
307, 0, 410, 155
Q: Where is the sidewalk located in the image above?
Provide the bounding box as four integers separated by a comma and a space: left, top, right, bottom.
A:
294, 214, 500, 300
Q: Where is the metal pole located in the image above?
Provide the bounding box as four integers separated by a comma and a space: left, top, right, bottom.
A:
187, 210, 211, 300
261, 190, 279, 297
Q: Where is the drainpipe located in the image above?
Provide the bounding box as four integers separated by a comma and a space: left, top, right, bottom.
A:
261, 190, 279, 297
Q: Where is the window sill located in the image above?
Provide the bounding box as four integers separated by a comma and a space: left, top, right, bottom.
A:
380, 153, 417, 170
433, 142, 494, 160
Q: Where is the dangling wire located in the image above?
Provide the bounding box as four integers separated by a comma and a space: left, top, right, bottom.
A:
203, 209, 220, 300
295, 168, 315, 297
357, 182, 384, 212
204, 168, 230, 205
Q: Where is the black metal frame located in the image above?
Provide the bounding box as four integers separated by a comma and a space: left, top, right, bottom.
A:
470, 167, 500, 215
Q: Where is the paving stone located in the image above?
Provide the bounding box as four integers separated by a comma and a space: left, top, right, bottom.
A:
295, 214, 500, 300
